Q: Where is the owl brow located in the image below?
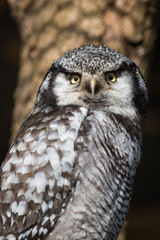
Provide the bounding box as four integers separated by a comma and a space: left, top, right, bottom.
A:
106, 62, 134, 76
112, 67, 126, 76
118, 62, 135, 72
104, 68, 124, 77
61, 72, 81, 81
68, 72, 81, 77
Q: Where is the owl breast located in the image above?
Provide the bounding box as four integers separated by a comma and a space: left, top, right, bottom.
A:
46, 108, 141, 240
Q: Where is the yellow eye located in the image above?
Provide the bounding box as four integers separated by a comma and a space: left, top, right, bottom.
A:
70, 74, 81, 84
105, 72, 117, 83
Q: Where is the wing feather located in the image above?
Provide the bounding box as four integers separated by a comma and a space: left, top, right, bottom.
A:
0, 107, 87, 239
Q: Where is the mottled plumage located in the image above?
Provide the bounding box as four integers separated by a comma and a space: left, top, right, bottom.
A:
0, 45, 148, 240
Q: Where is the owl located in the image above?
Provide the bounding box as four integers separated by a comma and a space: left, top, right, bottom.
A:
0, 45, 148, 240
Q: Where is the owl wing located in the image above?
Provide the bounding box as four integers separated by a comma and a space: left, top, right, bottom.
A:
0, 107, 88, 239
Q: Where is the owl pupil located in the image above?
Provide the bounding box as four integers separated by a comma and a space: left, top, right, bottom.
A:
108, 75, 113, 80
74, 77, 78, 81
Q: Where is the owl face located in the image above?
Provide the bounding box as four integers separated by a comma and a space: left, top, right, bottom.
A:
53, 68, 133, 111
36, 45, 148, 119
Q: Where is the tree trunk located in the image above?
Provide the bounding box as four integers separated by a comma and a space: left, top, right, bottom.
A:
7, 0, 159, 239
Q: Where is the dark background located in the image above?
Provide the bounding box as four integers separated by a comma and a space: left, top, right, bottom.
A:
0, 0, 160, 239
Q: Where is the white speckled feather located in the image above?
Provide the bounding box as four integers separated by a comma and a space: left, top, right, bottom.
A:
0, 107, 88, 239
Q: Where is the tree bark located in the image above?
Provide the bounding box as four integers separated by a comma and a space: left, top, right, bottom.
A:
7, 0, 159, 239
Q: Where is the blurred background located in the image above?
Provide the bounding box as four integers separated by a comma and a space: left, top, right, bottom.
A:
0, 0, 160, 239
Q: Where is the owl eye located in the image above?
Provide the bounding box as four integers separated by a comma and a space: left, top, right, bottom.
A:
105, 72, 117, 83
70, 74, 81, 84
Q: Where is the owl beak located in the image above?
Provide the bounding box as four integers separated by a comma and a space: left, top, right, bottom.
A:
89, 78, 96, 96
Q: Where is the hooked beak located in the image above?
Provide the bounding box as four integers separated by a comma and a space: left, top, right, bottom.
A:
89, 78, 96, 96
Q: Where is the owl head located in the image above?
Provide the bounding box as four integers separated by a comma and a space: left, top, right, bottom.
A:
35, 45, 148, 120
